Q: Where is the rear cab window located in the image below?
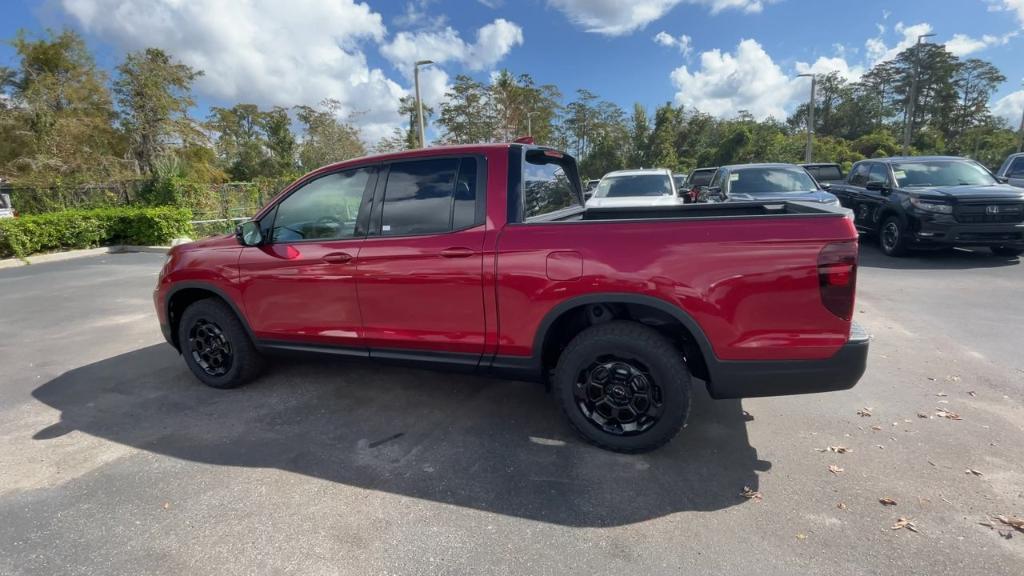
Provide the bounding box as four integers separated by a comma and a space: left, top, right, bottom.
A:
522, 148, 582, 221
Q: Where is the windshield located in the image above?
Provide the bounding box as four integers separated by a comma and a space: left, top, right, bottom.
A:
688, 170, 714, 188
594, 174, 672, 198
729, 167, 817, 195
890, 160, 997, 188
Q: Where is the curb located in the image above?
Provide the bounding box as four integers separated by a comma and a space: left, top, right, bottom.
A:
0, 245, 171, 269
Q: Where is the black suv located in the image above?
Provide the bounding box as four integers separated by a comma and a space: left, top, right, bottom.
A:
829, 156, 1024, 257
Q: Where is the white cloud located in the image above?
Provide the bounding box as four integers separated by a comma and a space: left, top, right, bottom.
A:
865, 21, 933, 65
654, 31, 693, 57
989, 0, 1024, 27
944, 31, 1019, 56
379, 18, 523, 72
670, 39, 797, 119
60, 0, 408, 142
992, 90, 1024, 128
795, 56, 865, 83
549, 0, 768, 36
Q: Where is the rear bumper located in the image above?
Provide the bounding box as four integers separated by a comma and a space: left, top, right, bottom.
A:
707, 323, 869, 399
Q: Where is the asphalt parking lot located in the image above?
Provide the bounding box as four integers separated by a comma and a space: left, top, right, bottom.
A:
0, 247, 1022, 575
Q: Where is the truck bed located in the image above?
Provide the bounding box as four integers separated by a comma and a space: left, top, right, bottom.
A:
575, 201, 847, 222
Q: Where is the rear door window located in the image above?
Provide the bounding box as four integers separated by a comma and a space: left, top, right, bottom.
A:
379, 157, 480, 236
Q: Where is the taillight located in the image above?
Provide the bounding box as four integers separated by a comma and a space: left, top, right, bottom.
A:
818, 241, 857, 320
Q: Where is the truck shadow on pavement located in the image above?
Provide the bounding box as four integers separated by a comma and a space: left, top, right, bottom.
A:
31, 344, 770, 527
857, 242, 1021, 270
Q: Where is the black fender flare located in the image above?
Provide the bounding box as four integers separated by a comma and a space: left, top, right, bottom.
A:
164, 281, 257, 350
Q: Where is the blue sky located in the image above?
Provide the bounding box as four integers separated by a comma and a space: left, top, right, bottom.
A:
2, 0, 1023, 142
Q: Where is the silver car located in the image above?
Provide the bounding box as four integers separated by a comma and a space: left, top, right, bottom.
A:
0, 193, 13, 219
996, 153, 1024, 188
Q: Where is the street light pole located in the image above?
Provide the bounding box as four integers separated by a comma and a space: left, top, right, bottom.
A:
413, 60, 434, 148
902, 33, 935, 155
526, 111, 535, 137
797, 73, 816, 162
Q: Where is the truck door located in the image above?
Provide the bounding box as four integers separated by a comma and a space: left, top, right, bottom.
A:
356, 155, 487, 365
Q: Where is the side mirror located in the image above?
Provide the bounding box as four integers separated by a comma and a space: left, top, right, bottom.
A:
236, 220, 263, 247
996, 176, 1010, 183
820, 183, 832, 191
865, 180, 887, 192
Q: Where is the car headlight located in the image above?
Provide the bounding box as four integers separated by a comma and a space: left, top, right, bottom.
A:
910, 197, 953, 214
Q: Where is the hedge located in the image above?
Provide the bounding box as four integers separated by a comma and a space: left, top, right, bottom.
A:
0, 207, 193, 259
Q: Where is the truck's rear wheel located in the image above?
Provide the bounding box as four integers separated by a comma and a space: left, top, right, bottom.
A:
553, 321, 691, 453
178, 298, 264, 389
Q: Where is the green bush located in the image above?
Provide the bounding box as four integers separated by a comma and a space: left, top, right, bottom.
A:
0, 207, 193, 259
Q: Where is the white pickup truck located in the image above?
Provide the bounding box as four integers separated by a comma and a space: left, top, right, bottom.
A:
584, 168, 683, 209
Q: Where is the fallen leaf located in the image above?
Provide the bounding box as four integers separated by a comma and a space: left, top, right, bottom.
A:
879, 498, 898, 506
857, 407, 873, 417
829, 465, 844, 475
965, 469, 983, 477
837, 502, 847, 510
936, 392, 948, 397
979, 521, 994, 529
828, 445, 852, 454
937, 400, 949, 404
927, 377, 936, 381
996, 516, 1024, 533
968, 391, 977, 397
796, 533, 807, 540
741, 486, 763, 501
875, 444, 885, 449
917, 412, 930, 419
871, 425, 882, 431
891, 517, 919, 532
162, 502, 170, 510
936, 408, 961, 420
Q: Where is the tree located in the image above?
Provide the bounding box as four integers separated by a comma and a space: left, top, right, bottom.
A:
398, 95, 432, 149
114, 48, 203, 177
207, 104, 267, 180
2, 29, 126, 185
437, 75, 495, 144
648, 103, 679, 169
294, 99, 365, 171
628, 103, 651, 168
261, 106, 297, 176
950, 58, 1005, 151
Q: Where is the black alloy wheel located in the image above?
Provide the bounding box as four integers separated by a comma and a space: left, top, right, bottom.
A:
574, 356, 663, 435
189, 319, 233, 377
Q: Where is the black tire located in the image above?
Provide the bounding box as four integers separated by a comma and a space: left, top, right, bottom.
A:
553, 321, 691, 453
879, 215, 909, 257
177, 298, 264, 389
991, 246, 1023, 257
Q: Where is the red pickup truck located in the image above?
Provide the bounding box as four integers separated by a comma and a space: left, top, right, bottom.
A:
155, 143, 868, 452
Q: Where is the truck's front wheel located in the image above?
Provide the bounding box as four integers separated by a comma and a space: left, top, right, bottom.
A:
178, 298, 264, 389
553, 321, 691, 453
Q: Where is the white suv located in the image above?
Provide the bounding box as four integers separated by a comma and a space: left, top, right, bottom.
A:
585, 168, 682, 209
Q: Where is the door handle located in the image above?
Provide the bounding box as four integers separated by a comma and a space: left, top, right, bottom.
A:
322, 252, 353, 264
440, 247, 475, 258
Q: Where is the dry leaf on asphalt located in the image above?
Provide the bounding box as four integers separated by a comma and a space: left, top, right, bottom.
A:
965, 469, 984, 477
935, 408, 961, 420
857, 407, 873, 417
741, 486, 763, 501
917, 412, 930, 419
968, 391, 977, 397
879, 498, 898, 506
996, 516, 1024, 533
891, 517, 919, 532
829, 465, 844, 474
837, 502, 847, 510
796, 533, 807, 540
818, 445, 852, 454
936, 392, 948, 397
871, 425, 882, 431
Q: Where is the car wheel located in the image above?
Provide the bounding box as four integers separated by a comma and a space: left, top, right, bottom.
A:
990, 246, 1023, 257
177, 298, 264, 389
553, 321, 691, 453
879, 216, 909, 257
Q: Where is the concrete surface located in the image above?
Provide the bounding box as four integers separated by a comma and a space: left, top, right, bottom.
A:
0, 247, 1021, 575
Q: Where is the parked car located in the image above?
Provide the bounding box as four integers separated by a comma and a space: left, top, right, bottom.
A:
583, 179, 601, 199
0, 193, 13, 219
705, 164, 841, 206
995, 152, 1024, 188
155, 142, 868, 452
683, 167, 717, 202
801, 163, 846, 187
829, 156, 1024, 257
672, 173, 689, 202
585, 168, 682, 209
